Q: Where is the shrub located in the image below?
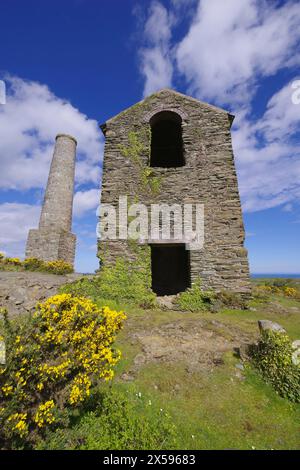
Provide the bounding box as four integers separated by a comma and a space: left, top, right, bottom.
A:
38, 388, 178, 450
0, 255, 73, 275
0, 294, 126, 448
176, 279, 215, 312
215, 290, 247, 309
256, 281, 300, 299
23, 258, 44, 271
265, 278, 294, 288
42, 260, 73, 275
62, 257, 156, 309
98, 258, 156, 308
3, 257, 22, 266
251, 330, 300, 403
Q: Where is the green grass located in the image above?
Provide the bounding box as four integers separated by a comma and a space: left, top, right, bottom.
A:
118, 357, 299, 450
107, 287, 300, 450
4, 277, 300, 450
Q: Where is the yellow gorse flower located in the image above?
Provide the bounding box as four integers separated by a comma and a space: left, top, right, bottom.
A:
257, 284, 299, 299
34, 400, 55, 428
7, 413, 28, 437
2, 384, 13, 396
1, 293, 126, 440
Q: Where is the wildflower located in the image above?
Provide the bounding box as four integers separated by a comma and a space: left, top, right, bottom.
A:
34, 400, 55, 428
37, 382, 44, 391
0, 294, 126, 441
2, 384, 13, 396
7, 413, 28, 438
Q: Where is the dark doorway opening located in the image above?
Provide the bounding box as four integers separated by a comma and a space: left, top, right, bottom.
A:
150, 111, 184, 168
151, 244, 190, 296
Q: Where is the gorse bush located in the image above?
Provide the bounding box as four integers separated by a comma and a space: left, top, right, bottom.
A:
4, 257, 22, 266
41, 260, 73, 275
24, 258, 74, 274
176, 279, 215, 312
23, 257, 44, 270
0, 255, 73, 275
38, 388, 178, 450
0, 294, 126, 448
251, 330, 300, 403
264, 278, 294, 288
255, 280, 300, 299
62, 256, 156, 309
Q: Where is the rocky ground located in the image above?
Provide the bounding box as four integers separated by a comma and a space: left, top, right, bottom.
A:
1, 271, 299, 380
116, 293, 300, 382
119, 310, 257, 381
0, 271, 84, 316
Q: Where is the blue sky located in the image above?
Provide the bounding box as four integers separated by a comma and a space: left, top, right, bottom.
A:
0, 0, 300, 274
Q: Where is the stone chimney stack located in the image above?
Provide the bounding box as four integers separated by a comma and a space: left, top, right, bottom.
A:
26, 134, 77, 266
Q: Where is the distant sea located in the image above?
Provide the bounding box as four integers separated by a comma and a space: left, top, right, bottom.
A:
251, 274, 300, 279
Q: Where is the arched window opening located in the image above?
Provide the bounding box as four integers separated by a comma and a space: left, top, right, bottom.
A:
150, 111, 184, 168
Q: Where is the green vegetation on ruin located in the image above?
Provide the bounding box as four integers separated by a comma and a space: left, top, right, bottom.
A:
118, 131, 162, 194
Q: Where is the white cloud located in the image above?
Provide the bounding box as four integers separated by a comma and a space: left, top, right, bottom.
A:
176, 0, 300, 105
0, 202, 40, 256
73, 188, 100, 217
245, 231, 256, 237
138, 1, 174, 96
233, 83, 300, 212
282, 204, 293, 213
255, 81, 300, 141
0, 76, 102, 190
136, 1, 300, 212
0, 76, 103, 261
0, 191, 100, 259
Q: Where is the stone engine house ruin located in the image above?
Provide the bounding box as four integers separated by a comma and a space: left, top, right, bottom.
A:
98, 89, 251, 296
26, 134, 77, 266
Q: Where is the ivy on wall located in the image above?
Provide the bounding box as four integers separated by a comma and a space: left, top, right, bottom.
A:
119, 131, 162, 195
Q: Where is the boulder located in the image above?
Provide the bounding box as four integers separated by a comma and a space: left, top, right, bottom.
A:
258, 320, 286, 334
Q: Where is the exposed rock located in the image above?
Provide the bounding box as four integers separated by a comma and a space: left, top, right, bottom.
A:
258, 319, 286, 334
130, 321, 240, 373
238, 343, 253, 361
209, 299, 223, 313
0, 271, 83, 317
120, 372, 135, 382
0, 341, 5, 364
156, 295, 177, 310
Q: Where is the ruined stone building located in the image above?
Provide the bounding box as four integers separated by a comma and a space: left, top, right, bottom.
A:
98, 89, 250, 296
26, 134, 77, 265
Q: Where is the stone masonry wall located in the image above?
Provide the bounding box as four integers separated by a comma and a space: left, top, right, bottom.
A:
26, 229, 76, 265
25, 134, 77, 266
98, 89, 251, 296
